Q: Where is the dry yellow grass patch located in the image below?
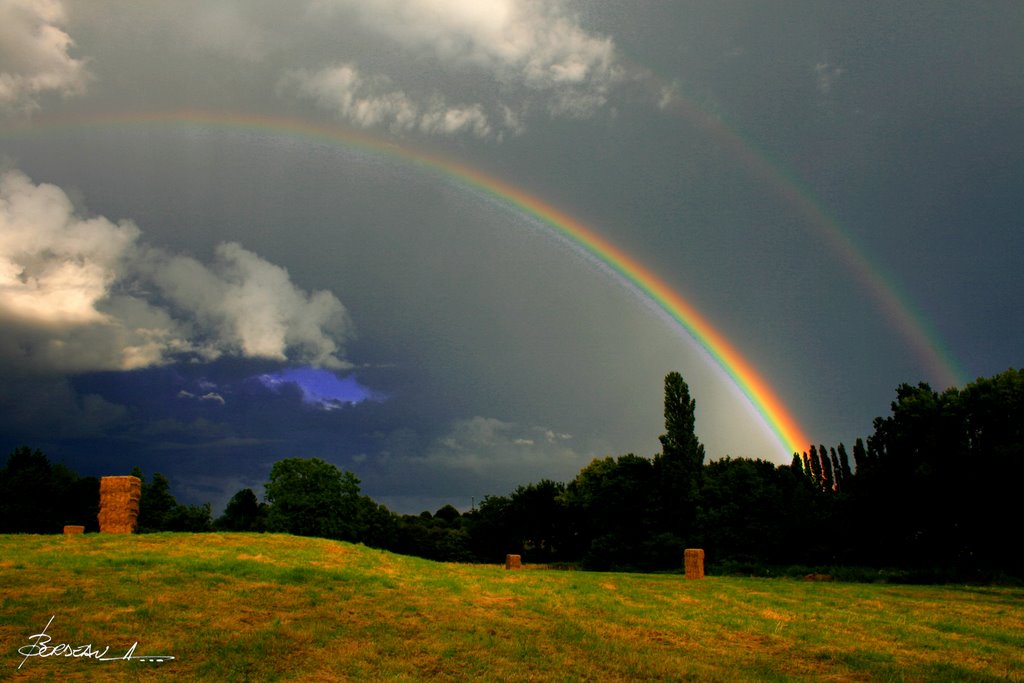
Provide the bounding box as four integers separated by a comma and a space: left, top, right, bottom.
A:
234, 552, 277, 564
760, 608, 795, 622
3, 535, 1023, 682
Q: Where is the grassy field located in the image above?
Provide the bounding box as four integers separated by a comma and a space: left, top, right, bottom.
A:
1, 533, 1021, 681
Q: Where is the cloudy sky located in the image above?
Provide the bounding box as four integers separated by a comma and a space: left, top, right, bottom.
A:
1, 1, 1021, 513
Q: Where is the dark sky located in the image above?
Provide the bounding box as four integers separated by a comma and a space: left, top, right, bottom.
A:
1, 1, 1021, 513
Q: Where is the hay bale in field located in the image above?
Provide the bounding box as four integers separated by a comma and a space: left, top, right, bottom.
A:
803, 573, 833, 582
684, 548, 704, 579
505, 554, 522, 570
98, 475, 141, 534
63, 525, 85, 536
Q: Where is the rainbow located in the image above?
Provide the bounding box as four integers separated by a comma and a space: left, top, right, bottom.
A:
5, 109, 812, 454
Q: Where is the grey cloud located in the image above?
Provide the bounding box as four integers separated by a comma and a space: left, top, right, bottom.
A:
0, 0, 91, 114
185, 3, 271, 62
0, 375, 127, 439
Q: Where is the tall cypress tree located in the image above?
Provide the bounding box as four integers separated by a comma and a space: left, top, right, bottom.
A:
654, 372, 705, 540
837, 443, 854, 483
829, 447, 843, 491
852, 438, 868, 474
808, 445, 823, 488
790, 453, 804, 477
659, 372, 705, 471
819, 444, 835, 492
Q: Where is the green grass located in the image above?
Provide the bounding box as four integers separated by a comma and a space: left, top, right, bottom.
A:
1, 533, 1022, 681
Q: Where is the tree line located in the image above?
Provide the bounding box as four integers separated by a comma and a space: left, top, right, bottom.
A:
2, 368, 1021, 580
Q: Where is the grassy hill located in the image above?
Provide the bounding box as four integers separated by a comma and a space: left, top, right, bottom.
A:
1, 533, 1022, 681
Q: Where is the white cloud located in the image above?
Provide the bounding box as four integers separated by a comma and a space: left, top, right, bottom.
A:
815, 62, 844, 95
424, 416, 589, 479
541, 428, 572, 443
657, 83, 680, 111
176, 389, 226, 405
0, 169, 351, 374
417, 100, 491, 138
0, 168, 138, 325
339, 0, 618, 89
0, 0, 91, 114
144, 241, 351, 368
305, 0, 622, 125
437, 416, 515, 452
283, 63, 492, 138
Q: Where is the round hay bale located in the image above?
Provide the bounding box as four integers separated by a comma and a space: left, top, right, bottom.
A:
505, 554, 522, 570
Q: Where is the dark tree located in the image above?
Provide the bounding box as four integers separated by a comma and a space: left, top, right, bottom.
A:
699, 457, 840, 567
131, 468, 212, 532
0, 447, 94, 533
562, 454, 657, 569
790, 453, 804, 477
507, 480, 570, 562
165, 503, 213, 532
356, 496, 399, 550
958, 368, 1024, 575
851, 438, 868, 473
391, 507, 471, 562
851, 383, 967, 569
264, 457, 362, 540
134, 469, 178, 532
466, 494, 517, 562
215, 488, 267, 531
433, 504, 462, 524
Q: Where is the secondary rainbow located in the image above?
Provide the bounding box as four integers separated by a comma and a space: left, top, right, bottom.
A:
8, 109, 812, 455
656, 90, 967, 388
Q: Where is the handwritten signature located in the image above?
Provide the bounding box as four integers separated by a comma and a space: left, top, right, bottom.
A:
18, 616, 175, 670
